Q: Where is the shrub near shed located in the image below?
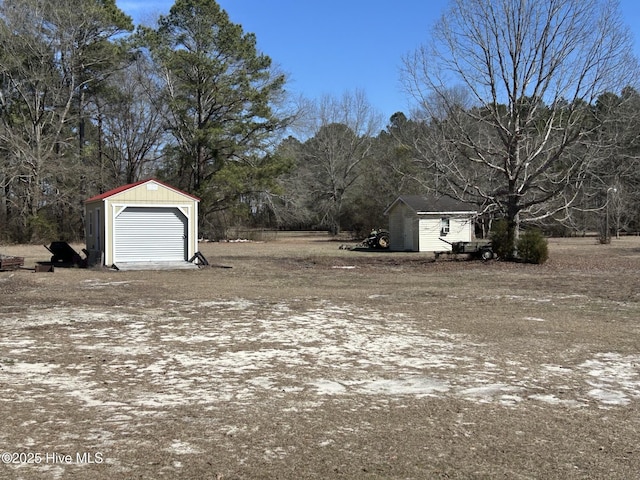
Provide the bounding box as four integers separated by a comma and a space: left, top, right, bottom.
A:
517, 228, 549, 264
491, 219, 549, 263
490, 219, 515, 259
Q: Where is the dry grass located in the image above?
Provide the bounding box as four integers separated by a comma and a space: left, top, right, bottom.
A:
1, 234, 639, 479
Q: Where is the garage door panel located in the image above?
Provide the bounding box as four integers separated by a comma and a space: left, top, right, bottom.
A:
115, 207, 187, 262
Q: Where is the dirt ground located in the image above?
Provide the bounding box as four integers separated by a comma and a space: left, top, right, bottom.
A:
1, 234, 639, 479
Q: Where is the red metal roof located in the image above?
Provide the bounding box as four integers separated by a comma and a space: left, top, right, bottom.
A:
85, 178, 200, 203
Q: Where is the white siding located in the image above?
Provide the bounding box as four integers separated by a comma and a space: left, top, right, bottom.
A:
418, 216, 473, 252
114, 207, 187, 263
447, 217, 473, 244
418, 218, 444, 252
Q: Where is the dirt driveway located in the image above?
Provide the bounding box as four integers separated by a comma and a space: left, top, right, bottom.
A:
1, 235, 639, 479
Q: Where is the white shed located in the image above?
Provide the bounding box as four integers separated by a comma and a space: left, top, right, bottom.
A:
384, 195, 477, 252
85, 179, 200, 269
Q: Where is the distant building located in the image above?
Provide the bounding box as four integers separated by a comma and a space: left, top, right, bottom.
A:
384, 195, 477, 252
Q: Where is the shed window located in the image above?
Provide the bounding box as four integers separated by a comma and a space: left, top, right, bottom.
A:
440, 217, 450, 235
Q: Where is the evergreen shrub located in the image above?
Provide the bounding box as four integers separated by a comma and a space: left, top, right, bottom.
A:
517, 228, 549, 264
490, 219, 515, 259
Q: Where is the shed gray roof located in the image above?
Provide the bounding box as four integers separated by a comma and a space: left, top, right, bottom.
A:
385, 195, 477, 214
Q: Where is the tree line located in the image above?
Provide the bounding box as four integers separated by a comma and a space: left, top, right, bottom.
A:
1, 0, 639, 246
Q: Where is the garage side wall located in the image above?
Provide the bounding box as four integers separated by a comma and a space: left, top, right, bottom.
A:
84, 201, 105, 266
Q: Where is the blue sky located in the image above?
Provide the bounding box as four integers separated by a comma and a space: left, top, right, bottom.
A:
117, 0, 640, 123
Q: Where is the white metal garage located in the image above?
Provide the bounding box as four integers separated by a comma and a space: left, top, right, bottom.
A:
85, 179, 200, 269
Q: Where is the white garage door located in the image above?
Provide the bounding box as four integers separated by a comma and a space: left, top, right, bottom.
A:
114, 207, 187, 263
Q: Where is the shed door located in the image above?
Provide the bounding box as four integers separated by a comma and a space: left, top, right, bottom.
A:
404, 216, 415, 251
114, 207, 187, 263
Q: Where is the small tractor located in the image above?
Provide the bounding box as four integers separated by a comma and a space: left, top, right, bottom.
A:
362, 228, 390, 249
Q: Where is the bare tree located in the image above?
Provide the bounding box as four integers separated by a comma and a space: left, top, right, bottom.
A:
402, 0, 638, 252
584, 88, 640, 238
0, 0, 76, 236
295, 90, 382, 234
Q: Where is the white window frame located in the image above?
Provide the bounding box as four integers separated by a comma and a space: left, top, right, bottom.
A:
440, 217, 450, 235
